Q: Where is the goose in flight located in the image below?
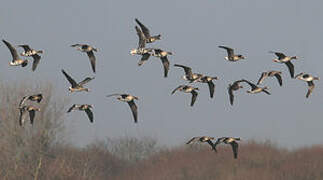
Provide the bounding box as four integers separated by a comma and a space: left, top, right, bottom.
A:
214, 137, 241, 159
174, 64, 203, 82
257, 71, 282, 86
270, 51, 297, 78
151, 48, 172, 77
199, 75, 218, 98
228, 80, 244, 106
186, 136, 217, 152
2, 39, 28, 67
171, 85, 199, 106
19, 94, 43, 107
61, 69, 94, 92
135, 18, 161, 43
241, 79, 270, 95
131, 26, 153, 66
106, 94, 139, 123
218, 46, 245, 62
295, 72, 319, 98
71, 44, 97, 73
67, 104, 94, 123
18, 44, 43, 71
19, 105, 40, 126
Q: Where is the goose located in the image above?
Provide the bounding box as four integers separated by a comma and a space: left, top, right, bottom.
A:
18, 44, 43, 71
71, 44, 97, 73
214, 137, 241, 159
135, 18, 161, 43
19, 94, 43, 107
199, 76, 218, 98
61, 69, 94, 92
186, 136, 217, 152
174, 64, 203, 82
295, 72, 319, 98
106, 94, 139, 123
131, 26, 153, 66
257, 71, 282, 86
67, 104, 94, 123
270, 51, 297, 78
2, 40, 28, 67
171, 85, 199, 106
241, 79, 270, 95
228, 80, 244, 106
19, 105, 40, 126
218, 46, 245, 62
151, 48, 172, 77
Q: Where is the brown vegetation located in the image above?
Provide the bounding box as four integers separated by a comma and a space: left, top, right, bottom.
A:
1, 81, 323, 180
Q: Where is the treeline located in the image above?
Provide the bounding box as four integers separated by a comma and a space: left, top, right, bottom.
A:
1, 82, 323, 180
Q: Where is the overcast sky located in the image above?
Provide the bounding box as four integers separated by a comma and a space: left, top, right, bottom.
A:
1, 0, 322, 148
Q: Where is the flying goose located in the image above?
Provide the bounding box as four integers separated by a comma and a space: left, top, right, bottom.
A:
241, 79, 270, 95
295, 72, 319, 98
67, 104, 94, 123
218, 46, 245, 62
106, 94, 139, 123
19, 94, 43, 107
257, 71, 282, 86
71, 44, 97, 73
270, 51, 297, 78
186, 136, 217, 152
174, 64, 203, 82
135, 18, 161, 43
131, 26, 153, 66
228, 80, 244, 106
61, 69, 94, 92
18, 44, 43, 71
19, 105, 40, 126
199, 76, 218, 98
151, 48, 172, 77
171, 85, 199, 106
214, 137, 241, 159
2, 40, 28, 67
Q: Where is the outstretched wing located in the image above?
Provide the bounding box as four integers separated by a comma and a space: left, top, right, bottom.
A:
86, 51, 96, 73
174, 64, 193, 79
269, 51, 286, 59
61, 69, 78, 87
186, 137, 200, 144
31, 54, 41, 71
85, 108, 94, 123
207, 81, 215, 98
190, 90, 198, 106
257, 72, 267, 85
228, 85, 235, 106
230, 142, 239, 159
127, 100, 138, 123
29, 110, 36, 125
306, 81, 315, 98
274, 73, 283, 86
138, 53, 151, 66
67, 104, 77, 113
19, 96, 29, 107
135, 26, 146, 48
106, 93, 123, 98
135, 18, 151, 38
241, 79, 257, 89
19, 108, 28, 126
70, 44, 82, 47
219, 46, 234, 57
18, 44, 32, 52
79, 77, 94, 86
171, 85, 183, 94
160, 56, 169, 78
285, 61, 294, 78
3, 39, 19, 60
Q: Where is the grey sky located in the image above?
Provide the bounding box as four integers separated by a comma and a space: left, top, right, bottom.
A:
1, 0, 322, 148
